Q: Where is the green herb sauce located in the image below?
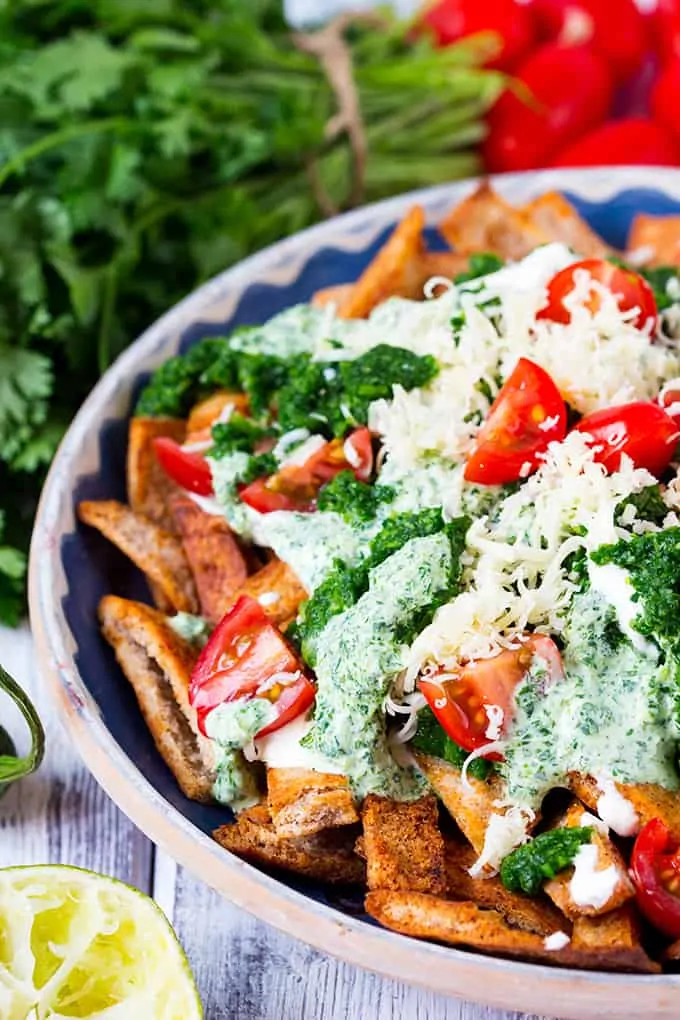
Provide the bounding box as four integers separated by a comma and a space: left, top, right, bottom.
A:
205, 698, 274, 810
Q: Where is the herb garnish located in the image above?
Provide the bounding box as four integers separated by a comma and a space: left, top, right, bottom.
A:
500, 827, 593, 895
411, 706, 493, 780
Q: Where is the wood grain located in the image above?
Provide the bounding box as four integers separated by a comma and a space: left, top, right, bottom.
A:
0, 624, 552, 1020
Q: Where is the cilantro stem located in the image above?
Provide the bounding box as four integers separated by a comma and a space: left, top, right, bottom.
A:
97, 263, 119, 374
0, 664, 45, 792
0, 117, 133, 189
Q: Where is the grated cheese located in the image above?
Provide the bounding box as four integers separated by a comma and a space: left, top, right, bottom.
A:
468, 806, 533, 878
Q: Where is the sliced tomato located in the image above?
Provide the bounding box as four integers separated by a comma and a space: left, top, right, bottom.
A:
464, 358, 566, 485
239, 427, 374, 515
152, 436, 214, 496
537, 259, 658, 331
574, 402, 680, 477
631, 818, 680, 939
418, 635, 564, 760
189, 595, 315, 737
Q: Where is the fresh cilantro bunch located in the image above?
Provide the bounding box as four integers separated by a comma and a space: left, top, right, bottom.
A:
0, 0, 501, 623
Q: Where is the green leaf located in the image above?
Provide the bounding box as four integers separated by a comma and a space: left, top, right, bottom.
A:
0, 512, 27, 627
0, 663, 45, 792
0, 346, 53, 470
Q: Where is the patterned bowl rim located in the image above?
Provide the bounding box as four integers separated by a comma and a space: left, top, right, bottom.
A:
29, 167, 680, 1018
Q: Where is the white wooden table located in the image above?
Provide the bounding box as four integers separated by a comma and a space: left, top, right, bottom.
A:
0, 624, 551, 1020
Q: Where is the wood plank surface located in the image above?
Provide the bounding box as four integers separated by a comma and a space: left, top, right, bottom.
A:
0, 624, 550, 1020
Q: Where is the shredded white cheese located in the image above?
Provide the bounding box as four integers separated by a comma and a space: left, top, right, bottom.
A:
468, 807, 533, 878
543, 931, 571, 951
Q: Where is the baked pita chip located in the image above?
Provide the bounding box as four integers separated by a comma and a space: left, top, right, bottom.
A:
570, 907, 660, 974
569, 772, 680, 843
78, 500, 198, 614
311, 283, 355, 310
186, 390, 250, 440
171, 497, 249, 624
337, 206, 426, 319
127, 417, 186, 536
445, 837, 566, 936
214, 803, 364, 884
414, 753, 505, 855
417, 251, 469, 283
226, 557, 308, 627
628, 214, 680, 267
544, 801, 634, 919
266, 767, 359, 839
361, 794, 446, 895
664, 938, 680, 962
439, 182, 547, 261
365, 893, 659, 972
522, 192, 609, 258
99, 595, 214, 802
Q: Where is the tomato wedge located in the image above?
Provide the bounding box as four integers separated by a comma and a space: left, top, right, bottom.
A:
575, 402, 680, 477
537, 259, 658, 331
418, 636, 564, 760
239, 427, 374, 515
153, 436, 214, 497
631, 818, 680, 939
464, 358, 567, 485
189, 595, 315, 737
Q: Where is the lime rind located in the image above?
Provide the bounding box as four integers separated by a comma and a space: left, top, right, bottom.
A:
0, 865, 203, 1019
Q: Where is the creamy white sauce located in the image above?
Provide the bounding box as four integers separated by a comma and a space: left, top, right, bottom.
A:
568, 844, 619, 909
543, 931, 571, 951
587, 561, 658, 656
594, 772, 640, 837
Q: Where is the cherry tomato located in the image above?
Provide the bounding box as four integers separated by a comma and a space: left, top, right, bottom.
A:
239, 427, 374, 515
464, 358, 567, 485
527, 0, 648, 82
419, 635, 564, 759
421, 0, 535, 71
189, 595, 315, 737
631, 819, 680, 939
551, 118, 680, 168
482, 43, 613, 173
153, 437, 214, 496
652, 0, 680, 67
537, 259, 658, 331
574, 402, 680, 477
652, 61, 680, 144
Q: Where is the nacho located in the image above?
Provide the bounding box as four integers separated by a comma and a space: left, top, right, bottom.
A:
414, 754, 505, 855
439, 182, 547, 260
227, 557, 307, 627
569, 772, 680, 843
361, 794, 446, 895
214, 804, 364, 884
127, 416, 186, 536
99, 595, 213, 802
186, 390, 250, 440
522, 191, 609, 258
311, 283, 355, 310
627, 214, 680, 267
171, 497, 249, 624
266, 766, 359, 839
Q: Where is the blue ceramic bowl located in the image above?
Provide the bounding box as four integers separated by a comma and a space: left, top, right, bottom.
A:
30, 168, 680, 1018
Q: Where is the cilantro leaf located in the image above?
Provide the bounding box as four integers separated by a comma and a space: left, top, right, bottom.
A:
0, 512, 26, 626
0, 346, 54, 470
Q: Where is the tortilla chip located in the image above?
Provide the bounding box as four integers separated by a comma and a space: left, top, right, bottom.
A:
266, 767, 359, 839
445, 837, 566, 936
414, 753, 505, 855
365, 893, 659, 972
214, 803, 365, 884
664, 938, 680, 962
361, 794, 446, 895
439, 182, 547, 261
569, 772, 680, 843
99, 595, 213, 802
311, 283, 355, 310
225, 557, 307, 627
127, 417, 186, 537
78, 500, 199, 615
186, 390, 250, 439
417, 251, 469, 283
522, 192, 609, 258
171, 497, 249, 624
571, 907, 660, 974
627, 214, 680, 267
337, 206, 426, 319
544, 801, 634, 919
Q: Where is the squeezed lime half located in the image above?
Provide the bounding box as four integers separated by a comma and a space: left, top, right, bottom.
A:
0, 865, 203, 1019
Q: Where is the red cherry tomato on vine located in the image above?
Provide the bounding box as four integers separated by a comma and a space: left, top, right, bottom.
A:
574, 402, 680, 477
421, 0, 536, 71
652, 0, 680, 67
464, 358, 567, 485
153, 437, 214, 496
631, 819, 680, 939
551, 119, 679, 168
652, 61, 680, 144
527, 0, 648, 82
419, 635, 564, 759
189, 595, 315, 738
482, 43, 614, 173
537, 259, 658, 331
